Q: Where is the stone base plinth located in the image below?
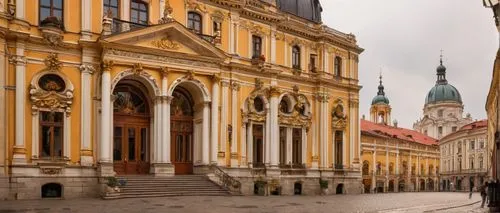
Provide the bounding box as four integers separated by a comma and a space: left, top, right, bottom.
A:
97, 162, 114, 177
150, 163, 174, 176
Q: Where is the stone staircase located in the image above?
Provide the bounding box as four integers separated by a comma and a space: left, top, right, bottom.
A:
102, 175, 231, 199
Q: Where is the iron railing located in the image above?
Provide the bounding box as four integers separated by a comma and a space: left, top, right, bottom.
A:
210, 165, 241, 194
112, 18, 148, 34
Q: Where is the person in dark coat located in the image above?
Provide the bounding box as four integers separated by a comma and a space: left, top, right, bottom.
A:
479, 182, 488, 208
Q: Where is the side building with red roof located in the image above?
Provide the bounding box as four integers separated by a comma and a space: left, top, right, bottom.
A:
361, 75, 440, 193
438, 119, 488, 192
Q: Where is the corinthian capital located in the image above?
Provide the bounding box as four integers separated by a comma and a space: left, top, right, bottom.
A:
9, 55, 26, 66
79, 63, 95, 74
101, 60, 114, 73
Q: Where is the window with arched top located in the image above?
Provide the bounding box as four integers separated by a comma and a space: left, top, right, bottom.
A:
376, 162, 382, 175
252, 35, 262, 59
334, 56, 342, 76
253, 96, 264, 112
130, 0, 148, 25
279, 96, 291, 114
188, 12, 202, 34
39, 0, 64, 28
292, 45, 301, 69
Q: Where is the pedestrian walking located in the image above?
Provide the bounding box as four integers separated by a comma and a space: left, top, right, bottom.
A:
469, 181, 474, 199
479, 182, 488, 208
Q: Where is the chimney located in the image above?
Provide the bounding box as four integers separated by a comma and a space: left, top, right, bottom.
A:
393, 120, 398, 128
362, 114, 365, 120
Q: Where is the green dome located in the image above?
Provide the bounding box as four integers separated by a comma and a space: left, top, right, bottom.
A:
371, 74, 389, 105
425, 84, 462, 105
425, 58, 462, 105
372, 95, 390, 105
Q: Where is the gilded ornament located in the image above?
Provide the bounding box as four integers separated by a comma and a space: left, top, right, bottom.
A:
44, 53, 62, 72
159, 0, 174, 24
152, 36, 180, 50
101, 60, 114, 73
132, 63, 144, 75
187, 70, 196, 80
255, 78, 264, 90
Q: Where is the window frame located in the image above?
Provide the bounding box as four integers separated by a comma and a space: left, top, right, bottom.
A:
103, 0, 120, 18
334, 131, 343, 169
130, 0, 149, 25
39, 111, 64, 160
39, 0, 64, 25
334, 56, 342, 77
252, 35, 263, 59
187, 11, 203, 34
292, 45, 301, 69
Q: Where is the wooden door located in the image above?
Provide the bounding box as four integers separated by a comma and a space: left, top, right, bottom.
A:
113, 122, 150, 175
171, 118, 193, 174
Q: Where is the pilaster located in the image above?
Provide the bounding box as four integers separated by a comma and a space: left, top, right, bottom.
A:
99, 60, 113, 163
230, 82, 240, 167
218, 80, 229, 166
11, 42, 27, 163
269, 86, 280, 168
210, 75, 220, 164
80, 64, 95, 166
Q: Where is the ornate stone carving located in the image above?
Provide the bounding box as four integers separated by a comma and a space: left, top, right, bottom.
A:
40, 167, 62, 175
7, 0, 14, 16
8, 55, 26, 66
101, 60, 114, 73
185, 0, 207, 13
211, 74, 221, 83
332, 99, 348, 129
161, 67, 169, 78
132, 63, 144, 75
30, 72, 74, 114
41, 26, 64, 47
44, 53, 62, 72
269, 86, 281, 98
211, 10, 226, 23
231, 82, 240, 91
151, 36, 180, 50
278, 91, 312, 128
255, 78, 264, 90
158, 0, 174, 24
79, 63, 95, 74
186, 70, 196, 80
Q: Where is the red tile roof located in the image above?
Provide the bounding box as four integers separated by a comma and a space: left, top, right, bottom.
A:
458, 119, 487, 131
361, 119, 438, 146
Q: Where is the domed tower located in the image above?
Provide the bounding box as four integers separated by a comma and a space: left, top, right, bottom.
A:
370, 74, 392, 125
413, 55, 472, 139
277, 0, 323, 23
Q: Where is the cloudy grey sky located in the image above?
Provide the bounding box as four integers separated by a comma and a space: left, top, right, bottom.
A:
320, 0, 498, 129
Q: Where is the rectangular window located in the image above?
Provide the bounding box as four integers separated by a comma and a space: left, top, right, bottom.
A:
39, 111, 64, 159
279, 127, 287, 165
470, 141, 475, 150
103, 0, 119, 18
335, 131, 343, 169
292, 46, 301, 69
309, 54, 317, 72
39, 0, 64, 27
252, 35, 262, 59
130, 0, 148, 25
452, 126, 457, 132
253, 124, 264, 167
187, 12, 202, 34
292, 128, 302, 166
113, 126, 123, 161
438, 126, 443, 135
334, 56, 342, 76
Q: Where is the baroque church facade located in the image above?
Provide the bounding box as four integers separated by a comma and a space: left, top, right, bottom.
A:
413, 57, 472, 139
361, 76, 440, 193
0, 0, 363, 199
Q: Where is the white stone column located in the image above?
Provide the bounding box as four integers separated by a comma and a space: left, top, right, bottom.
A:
230, 82, 239, 167
372, 146, 377, 193
80, 64, 94, 165
99, 63, 112, 163
210, 76, 220, 164
247, 122, 253, 167
323, 45, 329, 73
319, 93, 329, 168
229, 12, 239, 54
286, 127, 292, 165
301, 127, 307, 165
311, 95, 319, 169
81, 0, 92, 39
31, 111, 39, 159
160, 70, 171, 164
265, 109, 270, 165
164, 96, 172, 164
218, 80, 229, 166
396, 148, 399, 175
15, 0, 24, 19
202, 102, 210, 165
64, 113, 71, 159
12, 43, 26, 163
269, 86, 280, 168
241, 122, 247, 166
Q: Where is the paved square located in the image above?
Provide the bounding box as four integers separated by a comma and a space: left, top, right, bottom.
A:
0, 192, 485, 213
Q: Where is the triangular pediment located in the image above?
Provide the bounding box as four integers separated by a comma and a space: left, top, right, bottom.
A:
101, 21, 227, 60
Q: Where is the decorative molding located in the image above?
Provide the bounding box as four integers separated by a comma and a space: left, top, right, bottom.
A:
101, 60, 114, 73
79, 63, 95, 75
269, 86, 281, 98
161, 67, 169, 78
111, 69, 161, 97
151, 36, 180, 50
40, 26, 64, 47
40, 167, 63, 175
332, 98, 348, 129
186, 70, 196, 80
132, 63, 144, 75
185, 0, 207, 13
44, 53, 62, 72
211, 74, 221, 83
104, 49, 219, 69
8, 55, 26, 66
231, 82, 240, 91
211, 10, 226, 23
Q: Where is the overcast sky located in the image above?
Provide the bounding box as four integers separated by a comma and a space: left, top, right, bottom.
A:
320, 0, 498, 129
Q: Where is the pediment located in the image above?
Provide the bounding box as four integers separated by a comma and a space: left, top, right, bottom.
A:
101, 21, 227, 60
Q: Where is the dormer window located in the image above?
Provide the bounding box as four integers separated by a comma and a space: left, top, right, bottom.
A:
292, 45, 301, 69
188, 12, 202, 34
130, 0, 148, 25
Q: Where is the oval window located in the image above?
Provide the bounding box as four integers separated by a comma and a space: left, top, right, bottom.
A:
39, 74, 66, 92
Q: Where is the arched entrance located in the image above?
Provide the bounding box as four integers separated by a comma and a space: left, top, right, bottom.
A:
388, 180, 395, 192
113, 81, 151, 175
398, 180, 405, 192
171, 87, 194, 175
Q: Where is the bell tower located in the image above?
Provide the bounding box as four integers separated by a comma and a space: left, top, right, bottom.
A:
370, 74, 392, 125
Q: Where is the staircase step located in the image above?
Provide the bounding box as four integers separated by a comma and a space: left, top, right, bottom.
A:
104, 175, 231, 199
